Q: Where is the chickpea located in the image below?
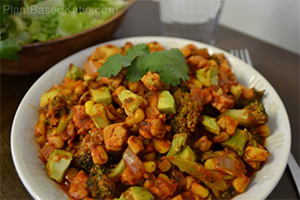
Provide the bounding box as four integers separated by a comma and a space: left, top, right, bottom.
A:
128, 81, 140, 93
127, 136, 144, 154
48, 135, 64, 149
233, 176, 250, 193
213, 131, 229, 143
126, 108, 145, 127
90, 144, 108, 165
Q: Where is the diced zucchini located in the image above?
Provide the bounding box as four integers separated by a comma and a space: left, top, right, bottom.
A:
158, 91, 176, 114
196, 66, 218, 86
118, 90, 146, 116
90, 104, 110, 128
90, 86, 112, 105
45, 149, 72, 182
119, 186, 154, 200
200, 115, 220, 135
65, 64, 84, 80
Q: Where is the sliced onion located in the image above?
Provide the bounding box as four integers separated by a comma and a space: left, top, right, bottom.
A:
84, 60, 99, 75
123, 148, 144, 178
214, 156, 246, 177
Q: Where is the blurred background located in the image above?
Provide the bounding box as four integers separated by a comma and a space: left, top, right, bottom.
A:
220, 0, 299, 54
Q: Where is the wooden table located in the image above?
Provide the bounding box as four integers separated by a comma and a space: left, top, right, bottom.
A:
1, 1, 299, 199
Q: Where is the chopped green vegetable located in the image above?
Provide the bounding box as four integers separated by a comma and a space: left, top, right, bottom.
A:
223, 101, 268, 127
119, 186, 154, 200
118, 89, 146, 116
40, 89, 60, 108
222, 129, 250, 156
176, 145, 196, 162
167, 133, 188, 157
57, 111, 73, 133
196, 66, 219, 86
90, 104, 110, 128
90, 86, 112, 105
158, 90, 176, 114
46, 149, 72, 182
168, 156, 230, 198
86, 164, 115, 199
65, 64, 84, 80
108, 159, 125, 179
200, 115, 221, 135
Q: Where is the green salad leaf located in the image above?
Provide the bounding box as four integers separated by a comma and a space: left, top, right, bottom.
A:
0, 38, 22, 60
0, 0, 128, 61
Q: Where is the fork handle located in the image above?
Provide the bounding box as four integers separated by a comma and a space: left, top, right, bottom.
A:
288, 152, 300, 197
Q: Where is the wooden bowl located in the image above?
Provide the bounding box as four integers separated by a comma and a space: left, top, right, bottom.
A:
0, 0, 135, 75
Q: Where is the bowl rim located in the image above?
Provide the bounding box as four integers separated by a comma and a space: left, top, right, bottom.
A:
19, 0, 135, 49
11, 36, 291, 200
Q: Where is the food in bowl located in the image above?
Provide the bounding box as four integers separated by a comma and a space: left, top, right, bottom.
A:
0, 0, 128, 61
34, 41, 271, 199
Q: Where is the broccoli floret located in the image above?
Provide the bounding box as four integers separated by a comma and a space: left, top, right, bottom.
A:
51, 94, 78, 114
220, 187, 237, 199
235, 88, 264, 108
170, 95, 200, 134
72, 140, 94, 171
222, 129, 250, 156
230, 84, 264, 108
223, 101, 268, 127
72, 130, 106, 171
86, 165, 116, 199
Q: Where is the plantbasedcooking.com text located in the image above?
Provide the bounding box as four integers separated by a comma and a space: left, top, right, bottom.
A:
2, 5, 119, 15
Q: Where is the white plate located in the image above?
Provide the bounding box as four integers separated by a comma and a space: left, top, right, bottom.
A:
11, 36, 291, 200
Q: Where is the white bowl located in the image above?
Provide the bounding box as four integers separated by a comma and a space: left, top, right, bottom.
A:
11, 36, 291, 200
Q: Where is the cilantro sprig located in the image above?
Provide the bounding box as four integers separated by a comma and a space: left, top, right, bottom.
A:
98, 43, 190, 86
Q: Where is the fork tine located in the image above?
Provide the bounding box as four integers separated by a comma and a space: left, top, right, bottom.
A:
239, 49, 246, 62
234, 49, 239, 58
244, 49, 253, 67
229, 49, 234, 55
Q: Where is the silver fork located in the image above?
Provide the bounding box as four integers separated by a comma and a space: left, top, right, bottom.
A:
230, 48, 300, 197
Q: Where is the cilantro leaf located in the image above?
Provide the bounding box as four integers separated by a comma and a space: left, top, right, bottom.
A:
132, 49, 190, 85
98, 43, 149, 78
97, 44, 190, 86
98, 54, 131, 77
126, 43, 149, 61
0, 38, 22, 61
126, 58, 146, 82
